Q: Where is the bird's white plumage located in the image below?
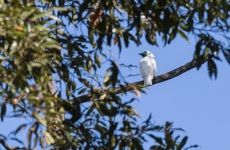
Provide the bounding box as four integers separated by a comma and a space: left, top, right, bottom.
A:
139, 51, 157, 86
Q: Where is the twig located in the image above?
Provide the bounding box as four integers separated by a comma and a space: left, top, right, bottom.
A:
0, 138, 15, 150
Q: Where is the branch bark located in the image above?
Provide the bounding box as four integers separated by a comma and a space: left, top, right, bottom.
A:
72, 55, 213, 104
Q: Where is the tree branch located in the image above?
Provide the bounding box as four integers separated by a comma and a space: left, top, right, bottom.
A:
72, 55, 213, 104
0, 138, 24, 150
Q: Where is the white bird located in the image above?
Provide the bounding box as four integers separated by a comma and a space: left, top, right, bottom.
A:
139, 51, 157, 86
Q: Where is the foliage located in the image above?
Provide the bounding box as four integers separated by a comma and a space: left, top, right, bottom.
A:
0, 0, 230, 149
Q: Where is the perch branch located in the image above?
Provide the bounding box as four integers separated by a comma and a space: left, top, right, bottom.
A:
72, 55, 213, 104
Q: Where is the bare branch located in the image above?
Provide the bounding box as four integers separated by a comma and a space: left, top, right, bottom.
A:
0, 138, 25, 150
72, 55, 213, 104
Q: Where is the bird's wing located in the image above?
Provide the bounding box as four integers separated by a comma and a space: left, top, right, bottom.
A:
150, 56, 157, 76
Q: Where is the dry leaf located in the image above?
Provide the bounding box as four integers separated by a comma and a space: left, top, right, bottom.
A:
14, 25, 23, 31
114, 36, 118, 45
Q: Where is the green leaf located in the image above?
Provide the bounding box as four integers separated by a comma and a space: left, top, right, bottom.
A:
222, 49, 230, 64
71, 81, 76, 92
148, 134, 164, 146
95, 124, 108, 137
145, 31, 156, 45
208, 59, 217, 79
194, 39, 203, 59
144, 114, 152, 125
150, 145, 164, 150
168, 27, 177, 44
103, 70, 110, 86
99, 93, 107, 100
78, 88, 87, 94
187, 12, 194, 31
117, 35, 122, 53
52, 7, 70, 11
178, 29, 190, 43
110, 135, 117, 148
185, 144, 199, 150
177, 136, 188, 150
88, 29, 94, 46
110, 61, 119, 88
165, 122, 172, 129
85, 103, 96, 117
47, 14, 62, 22
1, 103, 6, 121
123, 31, 129, 47
42, 130, 55, 145
174, 135, 180, 145
130, 108, 141, 118
21, 8, 37, 19
33, 112, 47, 126
31, 12, 47, 21
94, 53, 101, 68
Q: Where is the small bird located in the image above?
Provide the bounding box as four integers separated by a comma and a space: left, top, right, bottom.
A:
139, 51, 157, 86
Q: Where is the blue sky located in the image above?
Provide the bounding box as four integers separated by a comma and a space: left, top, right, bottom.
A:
117, 35, 230, 149
1, 30, 230, 150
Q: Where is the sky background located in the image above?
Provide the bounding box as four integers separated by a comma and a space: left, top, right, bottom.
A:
117, 35, 230, 150
1, 32, 230, 149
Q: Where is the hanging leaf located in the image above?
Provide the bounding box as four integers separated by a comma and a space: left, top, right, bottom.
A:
88, 29, 94, 46
168, 27, 177, 44
86, 58, 92, 73
187, 12, 194, 31
85, 103, 96, 117
33, 112, 47, 126
130, 108, 142, 118
42, 130, 55, 145
185, 144, 199, 150
1, 103, 6, 122
94, 53, 101, 68
207, 59, 217, 79
110, 61, 119, 88
123, 31, 129, 47
222, 49, 230, 64
177, 136, 188, 150
103, 70, 110, 87
178, 29, 190, 43
148, 134, 164, 145
95, 124, 108, 137
117, 35, 122, 53
114, 36, 118, 45
145, 31, 156, 45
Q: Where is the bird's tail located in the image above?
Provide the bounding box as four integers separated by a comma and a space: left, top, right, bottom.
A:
144, 76, 152, 86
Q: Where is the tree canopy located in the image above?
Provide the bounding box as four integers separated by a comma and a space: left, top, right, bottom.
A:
0, 0, 230, 149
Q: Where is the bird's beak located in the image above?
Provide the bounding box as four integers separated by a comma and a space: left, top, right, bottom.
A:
139, 52, 145, 57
